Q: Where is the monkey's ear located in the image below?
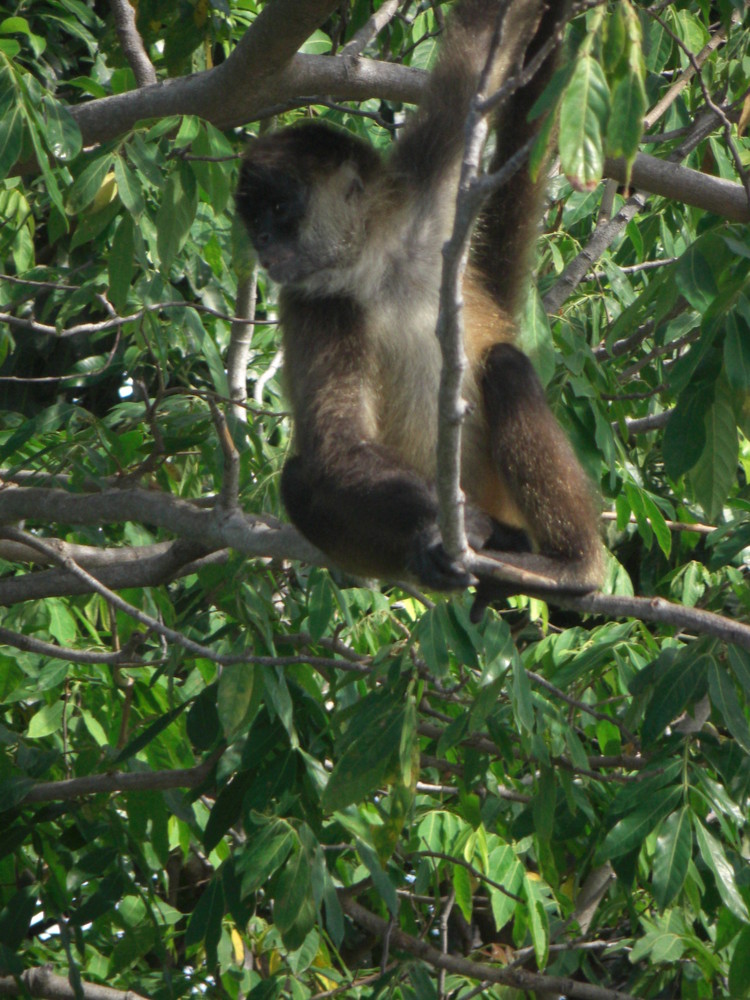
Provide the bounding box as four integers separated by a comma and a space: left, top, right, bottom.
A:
340, 162, 365, 201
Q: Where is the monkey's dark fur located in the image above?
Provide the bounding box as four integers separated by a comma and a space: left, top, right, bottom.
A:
236, 0, 604, 601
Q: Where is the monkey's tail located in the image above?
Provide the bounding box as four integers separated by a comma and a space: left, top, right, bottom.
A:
473, 0, 571, 319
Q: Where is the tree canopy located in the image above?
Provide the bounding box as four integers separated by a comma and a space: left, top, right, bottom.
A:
1, 1, 750, 999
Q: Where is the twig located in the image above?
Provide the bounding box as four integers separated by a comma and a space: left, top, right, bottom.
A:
601, 511, 715, 536
0, 300, 273, 341
340, 0, 401, 58
209, 401, 241, 509
413, 850, 523, 904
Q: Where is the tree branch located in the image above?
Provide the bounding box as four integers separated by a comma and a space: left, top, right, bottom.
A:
0, 970, 146, 1000
19, 756, 220, 805
109, 0, 156, 87
605, 152, 750, 223
340, 897, 637, 1000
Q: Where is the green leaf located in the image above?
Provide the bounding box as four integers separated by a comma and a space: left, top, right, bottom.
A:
218, 663, 258, 741
662, 384, 712, 479
113, 154, 145, 217
674, 244, 718, 312
511, 655, 534, 733
186, 683, 221, 751
308, 573, 334, 642
274, 843, 316, 951
487, 844, 524, 931
67, 154, 115, 214
236, 819, 295, 894
708, 660, 750, 754
416, 603, 452, 677
0, 96, 22, 179
641, 653, 707, 745
695, 820, 749, 921
653, 807, 691, 909
724, 310, 750, 391
322, 704, 405, 811
452, 862, 472, 924
113, 702, 188, 763
559, 55, 610, 190
605, 65, 646, 163
22, 105, 65, 220
27, 702, 64, 739
156, 161, 198, 272
689, 392, 738, 522
185, 875, 224, 966
108, 214, 135, 312
519, 286, 555, 386
532, 768, 556, 843
597, 786, 681, 861
40, 96, 81, 162
357, 839, 399, 917
729, 926, 750, 998
523, 873, 549, 970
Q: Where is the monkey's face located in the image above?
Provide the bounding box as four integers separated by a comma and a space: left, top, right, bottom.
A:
237, 160, 367, 289
237, 169, 310, 283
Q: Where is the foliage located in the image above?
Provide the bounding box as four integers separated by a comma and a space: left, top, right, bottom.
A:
1, 1, 750, 999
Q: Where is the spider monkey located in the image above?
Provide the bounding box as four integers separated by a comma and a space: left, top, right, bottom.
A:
236, 0, 604, 604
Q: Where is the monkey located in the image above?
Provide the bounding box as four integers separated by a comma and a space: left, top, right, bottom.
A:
235, 0, 604, 606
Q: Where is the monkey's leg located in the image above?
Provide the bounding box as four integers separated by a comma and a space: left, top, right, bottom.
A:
479, 342, 603, 592
281, 451, 472, 590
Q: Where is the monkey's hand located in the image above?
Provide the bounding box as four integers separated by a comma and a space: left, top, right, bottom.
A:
406, 523, 474, 591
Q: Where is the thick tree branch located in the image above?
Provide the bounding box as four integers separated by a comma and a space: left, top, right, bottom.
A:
19, 757, 220, 805
0, 485, 322, 565
67, 52, 424, 149
0, 970, 146, 1000
605, 153, 750, 223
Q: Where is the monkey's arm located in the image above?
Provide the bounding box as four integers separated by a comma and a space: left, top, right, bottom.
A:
280, 293, 472, 588
392, 0, 548, 194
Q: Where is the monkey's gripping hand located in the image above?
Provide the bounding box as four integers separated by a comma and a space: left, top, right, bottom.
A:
406, 522, 474, 591
406, 506, 517, 592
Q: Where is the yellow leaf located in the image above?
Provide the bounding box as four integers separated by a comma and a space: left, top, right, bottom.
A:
230, 928, 244, 964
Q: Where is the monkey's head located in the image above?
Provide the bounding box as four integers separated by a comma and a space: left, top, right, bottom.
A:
237, 122, 383, 287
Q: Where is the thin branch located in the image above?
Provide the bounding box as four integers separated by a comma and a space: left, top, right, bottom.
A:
109, 0, 157, 87
0, 626, 144, 665
545, 14, 739, 313
226, 268, 258, 421
340, 0, 401, 57
0, 299, 272, 342
620, 410, 672, 435
642, 15, 731, 130
209, 401, 241, 509
412, 850, 523, 903
650, 8, 750, 202
526, 669, 636, 742
601, 511, 715, 536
